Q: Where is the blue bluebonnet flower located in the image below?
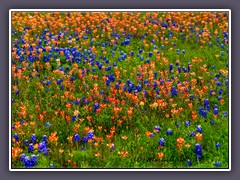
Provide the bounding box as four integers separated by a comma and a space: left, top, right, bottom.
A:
115, 84, 119, 90
82, 136, 88, 144
195, 144, 203, 159
128, 83, 134, 93
28, 143, 34, 153
42, 135, 47, 143
70, 76, 75, 82
186, 159, 192, 166
126, 79, 131, 85
223, 112, 228, 117
72, 116, 76, 122
23, 156, 32, 168
216, 81, 222, 86
206, 105, 210, 111
210, 120, 215, 125
225, 79, 229, 88
144, 79, 148, 85
30, 134, 36, 143
219, 89, 224, 95
204, 99, 209, 108
106, 79, 111, 87
106, 66, 111, 71
154, 126, 160, 133
189, 94, 194, 101
98, 63, 102, 69
202, 110, 207, 118
215, 73, 220, 79
176, 122, 180, 128
161, 22, 168, 29
214, 161, 222, 167
213, 108, 218, 116
216, 142, 221, 149
185, 121, 190, 126
45, 122, 52, 127
166, 129, 173, 136
199, 108, 207, 118
45, 80, 51, 86
171, 86, 178, 97
149, 52, 153, 57
75, 99, 80, 105
169, 64, 173, 72
196, 125, 202, 133
176, 49, 180, 54
24, 140, 29, 146
57, 78, 63, 84
49, 164, 55, 168
15, 90, 20, 95
223, 31, 228, 37
136, 84, 142, 92
87, 132, 94, 140
38, 141, 47, 152
190, 131, 196, 137
159, 138, 165, 146
74, 134, 80, 142
13, 133, 19, 142
20, 153, 26, 163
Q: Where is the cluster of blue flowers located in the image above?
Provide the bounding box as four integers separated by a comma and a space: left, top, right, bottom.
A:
20, 154, 38, 168
74, 131, 94, 145
198, 107, 208, 119
38, 141, 48, 156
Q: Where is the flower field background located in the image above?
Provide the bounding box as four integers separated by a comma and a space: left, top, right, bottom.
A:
11, 11, 229, 169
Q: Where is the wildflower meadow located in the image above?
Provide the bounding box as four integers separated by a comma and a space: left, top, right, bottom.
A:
11, 11, 230, 169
